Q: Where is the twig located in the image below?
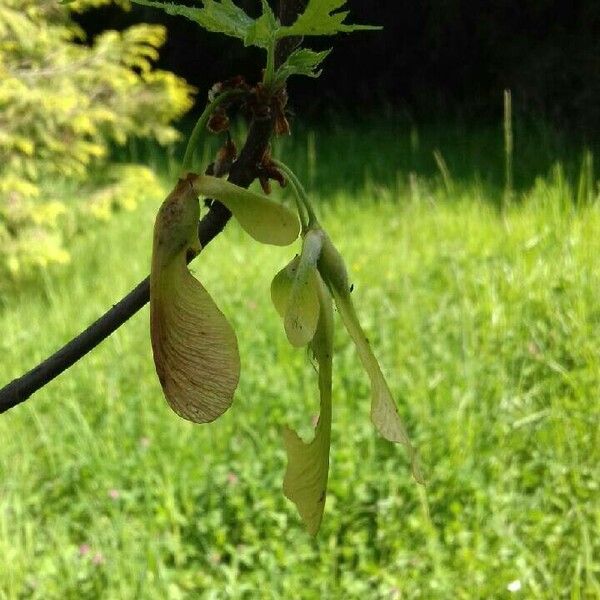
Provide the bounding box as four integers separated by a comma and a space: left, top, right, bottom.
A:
0, 0, 306, 416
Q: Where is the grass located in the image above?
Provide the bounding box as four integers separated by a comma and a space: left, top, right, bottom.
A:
1, 123, 600, 598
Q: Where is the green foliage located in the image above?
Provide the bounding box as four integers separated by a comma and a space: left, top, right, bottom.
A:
1, 136, 599, 594
2, 0, 597, 586
0, 0, 194, 278
130, 0, 378, 87
132, 0, 377, 46
272, 47, 331, 87
131, 0, 261, 45
277, 0, 380, 37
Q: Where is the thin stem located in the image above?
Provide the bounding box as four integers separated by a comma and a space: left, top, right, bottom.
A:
263, 38, 277, 88
275, 0, 304, 68
181, 90, 244, 173
286, 176, 308, 232
274, 159, 318, 226
293, 191, 309, 232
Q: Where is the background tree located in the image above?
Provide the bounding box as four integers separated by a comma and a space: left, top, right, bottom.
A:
0, 0, 194, 278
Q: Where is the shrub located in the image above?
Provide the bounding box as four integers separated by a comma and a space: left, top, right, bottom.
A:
0, 0, 195, 277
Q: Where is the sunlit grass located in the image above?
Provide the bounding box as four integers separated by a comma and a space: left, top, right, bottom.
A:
1, 129, 599, 597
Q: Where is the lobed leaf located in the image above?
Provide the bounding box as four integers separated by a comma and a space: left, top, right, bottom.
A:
277, 0, 381, 38
274, 48, 331, 86
191, 174, 300, 246
283, 273, 334, 535
244, 0, 278, 47
131, 0, 275, 48
150, 175, 240, 423
131, 0, 379, 49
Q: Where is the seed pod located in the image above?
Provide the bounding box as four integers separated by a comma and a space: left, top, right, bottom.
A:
190, 174, 300, 246
282, 272, 334, 536
318, 234, 423, 483
150, 175, 240, 423
271, 228, 324, 347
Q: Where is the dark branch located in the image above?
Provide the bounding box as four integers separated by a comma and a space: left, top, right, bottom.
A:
0, 0, 307, 416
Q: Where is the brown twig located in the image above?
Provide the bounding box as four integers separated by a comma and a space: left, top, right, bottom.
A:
0, 0, 306, 416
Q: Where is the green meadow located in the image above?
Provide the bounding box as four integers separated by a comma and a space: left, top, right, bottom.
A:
1, 122, 599, 598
